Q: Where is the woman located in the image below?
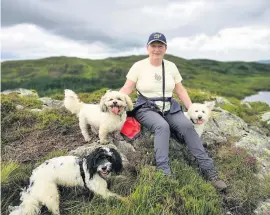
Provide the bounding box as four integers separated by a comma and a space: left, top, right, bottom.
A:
119, 32, 227, 190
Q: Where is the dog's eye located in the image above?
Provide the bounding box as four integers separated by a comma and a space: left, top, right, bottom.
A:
195, 110, 198, 112
202, 111, 205, 113
109, 99, 113, 101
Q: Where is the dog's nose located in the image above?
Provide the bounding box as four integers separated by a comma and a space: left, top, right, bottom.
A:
113, 101, 117, 105
102, 167, 107, 171
198, 116, 202, 120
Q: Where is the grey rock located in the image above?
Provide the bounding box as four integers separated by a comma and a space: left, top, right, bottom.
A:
39, 97, 64, 108
69, 143, 129, 168
261, 112, 270, 124
2, 88, 39, 97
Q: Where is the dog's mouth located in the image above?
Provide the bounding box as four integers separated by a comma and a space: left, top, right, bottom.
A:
99, 167, 111, 178
110, 105, 123, 115
192, 118, 204, 124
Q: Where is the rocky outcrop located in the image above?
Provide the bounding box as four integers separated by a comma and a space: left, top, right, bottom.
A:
2, 88, 39, 97
261, 112, 270, 124
39, 97, 64, 109
203, 107, 270, 176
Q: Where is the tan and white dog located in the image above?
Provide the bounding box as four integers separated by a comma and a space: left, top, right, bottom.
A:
64, 89, 133, 144
184, 102, 215, 137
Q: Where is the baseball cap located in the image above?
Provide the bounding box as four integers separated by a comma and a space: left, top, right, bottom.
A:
147, 32, 167, 45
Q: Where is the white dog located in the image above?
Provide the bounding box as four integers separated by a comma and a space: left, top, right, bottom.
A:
64, 89, 133, 144
9, 147, 123, 215
184, 102, 215, 137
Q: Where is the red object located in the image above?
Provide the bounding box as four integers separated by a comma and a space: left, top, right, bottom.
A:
120, 117, 141, 141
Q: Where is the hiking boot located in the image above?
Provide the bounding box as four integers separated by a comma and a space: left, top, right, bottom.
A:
211, 179, 227, 190
202, 168, 227, 191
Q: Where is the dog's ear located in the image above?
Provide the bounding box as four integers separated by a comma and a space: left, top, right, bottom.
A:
100, 95, 108, 112
109, 148, 123, 174
124, 94, 133, 111
85, 147, 103, 178
204, 101, 215, 111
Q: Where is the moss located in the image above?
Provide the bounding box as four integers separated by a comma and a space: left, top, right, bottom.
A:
1, 93, 43, 109
36, 108, 77, 128
186, 88, 217, 103
1, 109, 39, 144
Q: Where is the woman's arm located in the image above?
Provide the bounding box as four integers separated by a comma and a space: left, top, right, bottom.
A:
174, 82, 192, 110
119, 79, 136, 95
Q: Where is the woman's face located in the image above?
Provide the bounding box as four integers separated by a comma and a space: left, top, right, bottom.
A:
147, 42, 167, 60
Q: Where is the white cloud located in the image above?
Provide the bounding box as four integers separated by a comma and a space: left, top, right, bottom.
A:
1, 23, 270, 62
168, 25, 270, 61
142, 1, 204, 20
1, 24, 145, 60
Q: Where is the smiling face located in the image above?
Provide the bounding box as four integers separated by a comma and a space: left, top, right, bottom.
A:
147, 41, 167, 61
85, 147, 123, 180
187, 103, 211, 124
100, 91, 133, 114
96, 156, 112, 179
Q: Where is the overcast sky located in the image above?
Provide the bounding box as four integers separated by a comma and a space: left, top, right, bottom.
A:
1, 0, 270, 62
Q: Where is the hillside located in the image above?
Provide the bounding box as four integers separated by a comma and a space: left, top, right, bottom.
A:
1, 89, 270, 215
2, 55, 270, 98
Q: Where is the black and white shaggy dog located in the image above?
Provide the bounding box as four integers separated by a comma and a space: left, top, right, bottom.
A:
9, 147, 123, 215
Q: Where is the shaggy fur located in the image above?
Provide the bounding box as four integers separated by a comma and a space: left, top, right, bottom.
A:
64, 89, 133, 144
9, 147, 123, 215
184, 102, 215, 137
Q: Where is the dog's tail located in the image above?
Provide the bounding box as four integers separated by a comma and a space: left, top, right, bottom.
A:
9, 187, 40, 215
64, 89, 83, 115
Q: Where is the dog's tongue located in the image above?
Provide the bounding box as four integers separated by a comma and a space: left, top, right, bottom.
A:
112, 106, 120, 114
197, 119, 204, 124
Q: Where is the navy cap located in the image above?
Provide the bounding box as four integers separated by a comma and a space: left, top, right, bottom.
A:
147, 32, 167, 45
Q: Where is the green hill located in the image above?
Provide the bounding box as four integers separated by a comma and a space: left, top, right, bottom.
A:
1, 55, 270, 98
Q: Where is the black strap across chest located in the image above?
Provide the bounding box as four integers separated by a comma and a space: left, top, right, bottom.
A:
137, 60, 166, 115
79, 159, 89, 191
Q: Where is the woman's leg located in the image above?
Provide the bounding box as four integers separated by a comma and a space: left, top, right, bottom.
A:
165, 111, 227, 189
165, 111, 215, 170
135, 108, 171, 175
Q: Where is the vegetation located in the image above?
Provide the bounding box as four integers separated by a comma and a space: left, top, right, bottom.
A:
1, 55, 270, 214
2, 55, 270, 99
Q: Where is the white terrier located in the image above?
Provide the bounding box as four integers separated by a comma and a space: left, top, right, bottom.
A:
184, 102, 215, 137
64, 89, 133, 144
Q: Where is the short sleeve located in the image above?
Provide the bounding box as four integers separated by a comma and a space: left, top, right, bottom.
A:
172, 63, 182, 84
126, 62, 138, 82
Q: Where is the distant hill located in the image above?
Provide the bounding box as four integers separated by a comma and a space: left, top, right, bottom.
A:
1, 55, 270, 98
257, 60, 270, 64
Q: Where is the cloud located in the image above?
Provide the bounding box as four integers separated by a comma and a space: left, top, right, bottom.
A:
168, 25, 270, 61
1, 0, 270, 61
0, 24, 145, 60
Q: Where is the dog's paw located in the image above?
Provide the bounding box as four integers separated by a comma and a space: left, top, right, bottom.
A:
100, 139, 109, 145
84, 137, 92, 142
